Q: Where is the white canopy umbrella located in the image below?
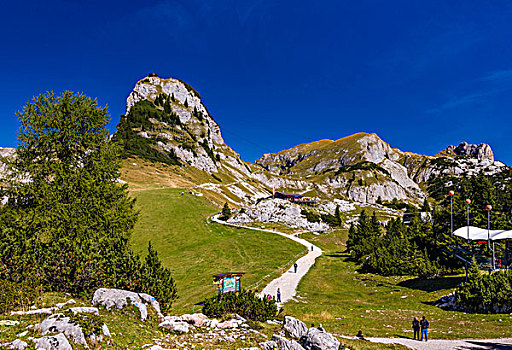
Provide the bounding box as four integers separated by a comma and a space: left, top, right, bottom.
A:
453, 226, 506, 241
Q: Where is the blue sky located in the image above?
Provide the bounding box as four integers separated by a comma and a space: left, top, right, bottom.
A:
1, 0, 512, 163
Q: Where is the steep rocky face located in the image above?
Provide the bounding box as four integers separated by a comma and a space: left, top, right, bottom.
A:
255, 133, 507, 204
117, 75, 249, 177
438, 141, 494, 162
255, 133, 424, 203
257, 133, 399, 175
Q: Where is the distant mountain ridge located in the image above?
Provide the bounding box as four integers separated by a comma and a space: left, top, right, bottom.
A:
255, 132, 507, 204
1, 75, 508, 208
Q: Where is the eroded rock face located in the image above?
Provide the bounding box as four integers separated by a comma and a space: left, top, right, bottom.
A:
227, 198, 329, 231
283, 316, 308, 339
303, 328, 340, 350
443, 142, 494, 162
271, 334, 304, 350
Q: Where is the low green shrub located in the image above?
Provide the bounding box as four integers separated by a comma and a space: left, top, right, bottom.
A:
456, 258, 512, 313
202, 289, 279, 321
0, 279, 42, 315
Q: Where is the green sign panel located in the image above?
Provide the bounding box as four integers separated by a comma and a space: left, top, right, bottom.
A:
223, 276, 236, 293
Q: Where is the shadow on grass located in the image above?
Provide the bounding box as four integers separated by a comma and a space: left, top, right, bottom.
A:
398, 276, 463, 292
325, 251, 350, 258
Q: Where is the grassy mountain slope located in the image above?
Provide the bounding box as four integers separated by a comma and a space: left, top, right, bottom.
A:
284, 230, 512, 339
128, 187, 305, 312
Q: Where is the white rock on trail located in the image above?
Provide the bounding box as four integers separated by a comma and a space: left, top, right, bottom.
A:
158, 320, 190, 333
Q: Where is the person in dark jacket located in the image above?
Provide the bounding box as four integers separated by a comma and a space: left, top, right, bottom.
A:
420, 316, 429, 341
294, 263, 298, 273
412, 317, 420, 340
276, 288, 281, 302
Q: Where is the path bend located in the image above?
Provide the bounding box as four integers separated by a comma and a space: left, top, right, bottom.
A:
211, 215, 322, 306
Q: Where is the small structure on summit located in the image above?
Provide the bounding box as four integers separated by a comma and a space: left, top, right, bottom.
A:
148, 72, 159, 77
274, 191, 316, 205
213, 272, 244, 295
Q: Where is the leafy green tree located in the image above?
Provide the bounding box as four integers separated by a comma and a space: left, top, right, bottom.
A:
0, 92, 178, 309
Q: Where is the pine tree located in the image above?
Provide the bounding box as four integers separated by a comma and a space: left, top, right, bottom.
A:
421, 198, 431, 212
140, 242, 178, 313
219, 202, 231, 221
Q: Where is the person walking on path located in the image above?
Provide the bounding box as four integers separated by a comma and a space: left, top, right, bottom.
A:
276, 288, 281, 302
294, 263, 298, 273
420, 316, 429, 341
412, 317, 420, 340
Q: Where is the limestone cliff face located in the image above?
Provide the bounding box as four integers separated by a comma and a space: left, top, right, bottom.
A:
120, 75, 249, 176
255, 133, 506, 204
437, 142, 494, 162
257, 133, 399, 176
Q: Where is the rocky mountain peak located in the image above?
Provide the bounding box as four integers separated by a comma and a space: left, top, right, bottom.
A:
116, 75, 250, 176
438, 142, 494, 162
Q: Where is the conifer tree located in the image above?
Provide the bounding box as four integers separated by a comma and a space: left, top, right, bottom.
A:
219, 202, 231, 221
0, 92, 178, 308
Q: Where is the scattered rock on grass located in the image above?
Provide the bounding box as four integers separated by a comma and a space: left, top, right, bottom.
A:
92, 288, 161, 321
32, 333, 72, 350
283, 316, 308, 339
158, 320, 190, 333
303, 328, 340, 350
272, 334, 304, 350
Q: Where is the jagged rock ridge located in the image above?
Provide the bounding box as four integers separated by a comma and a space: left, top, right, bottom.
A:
255, 133, 507, 204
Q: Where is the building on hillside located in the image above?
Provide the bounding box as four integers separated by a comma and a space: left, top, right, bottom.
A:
273, 191, 316, 205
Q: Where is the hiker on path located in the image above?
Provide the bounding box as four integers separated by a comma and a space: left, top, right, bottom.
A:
420, 316, 429, 341
412, 317, 420, 340
277, 288, 281, 302
294, 262, 298, 273
311, 245, 314, 251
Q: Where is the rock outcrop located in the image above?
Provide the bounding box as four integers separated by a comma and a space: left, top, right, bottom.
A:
32, 333, 72, 350
227, 198, 329, 232
35, 314, 88, 346
283, 316, 308, 339
302, 328, 340, 350
92, 288, 162, 320
271, 334, 304, 350
439, 141, 494, 162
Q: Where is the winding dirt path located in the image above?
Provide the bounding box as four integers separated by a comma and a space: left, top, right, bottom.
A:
210, 215, 322, 305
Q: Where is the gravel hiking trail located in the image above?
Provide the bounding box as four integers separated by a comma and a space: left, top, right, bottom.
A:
211, 215, 322, 305
364, 337, 512, 349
